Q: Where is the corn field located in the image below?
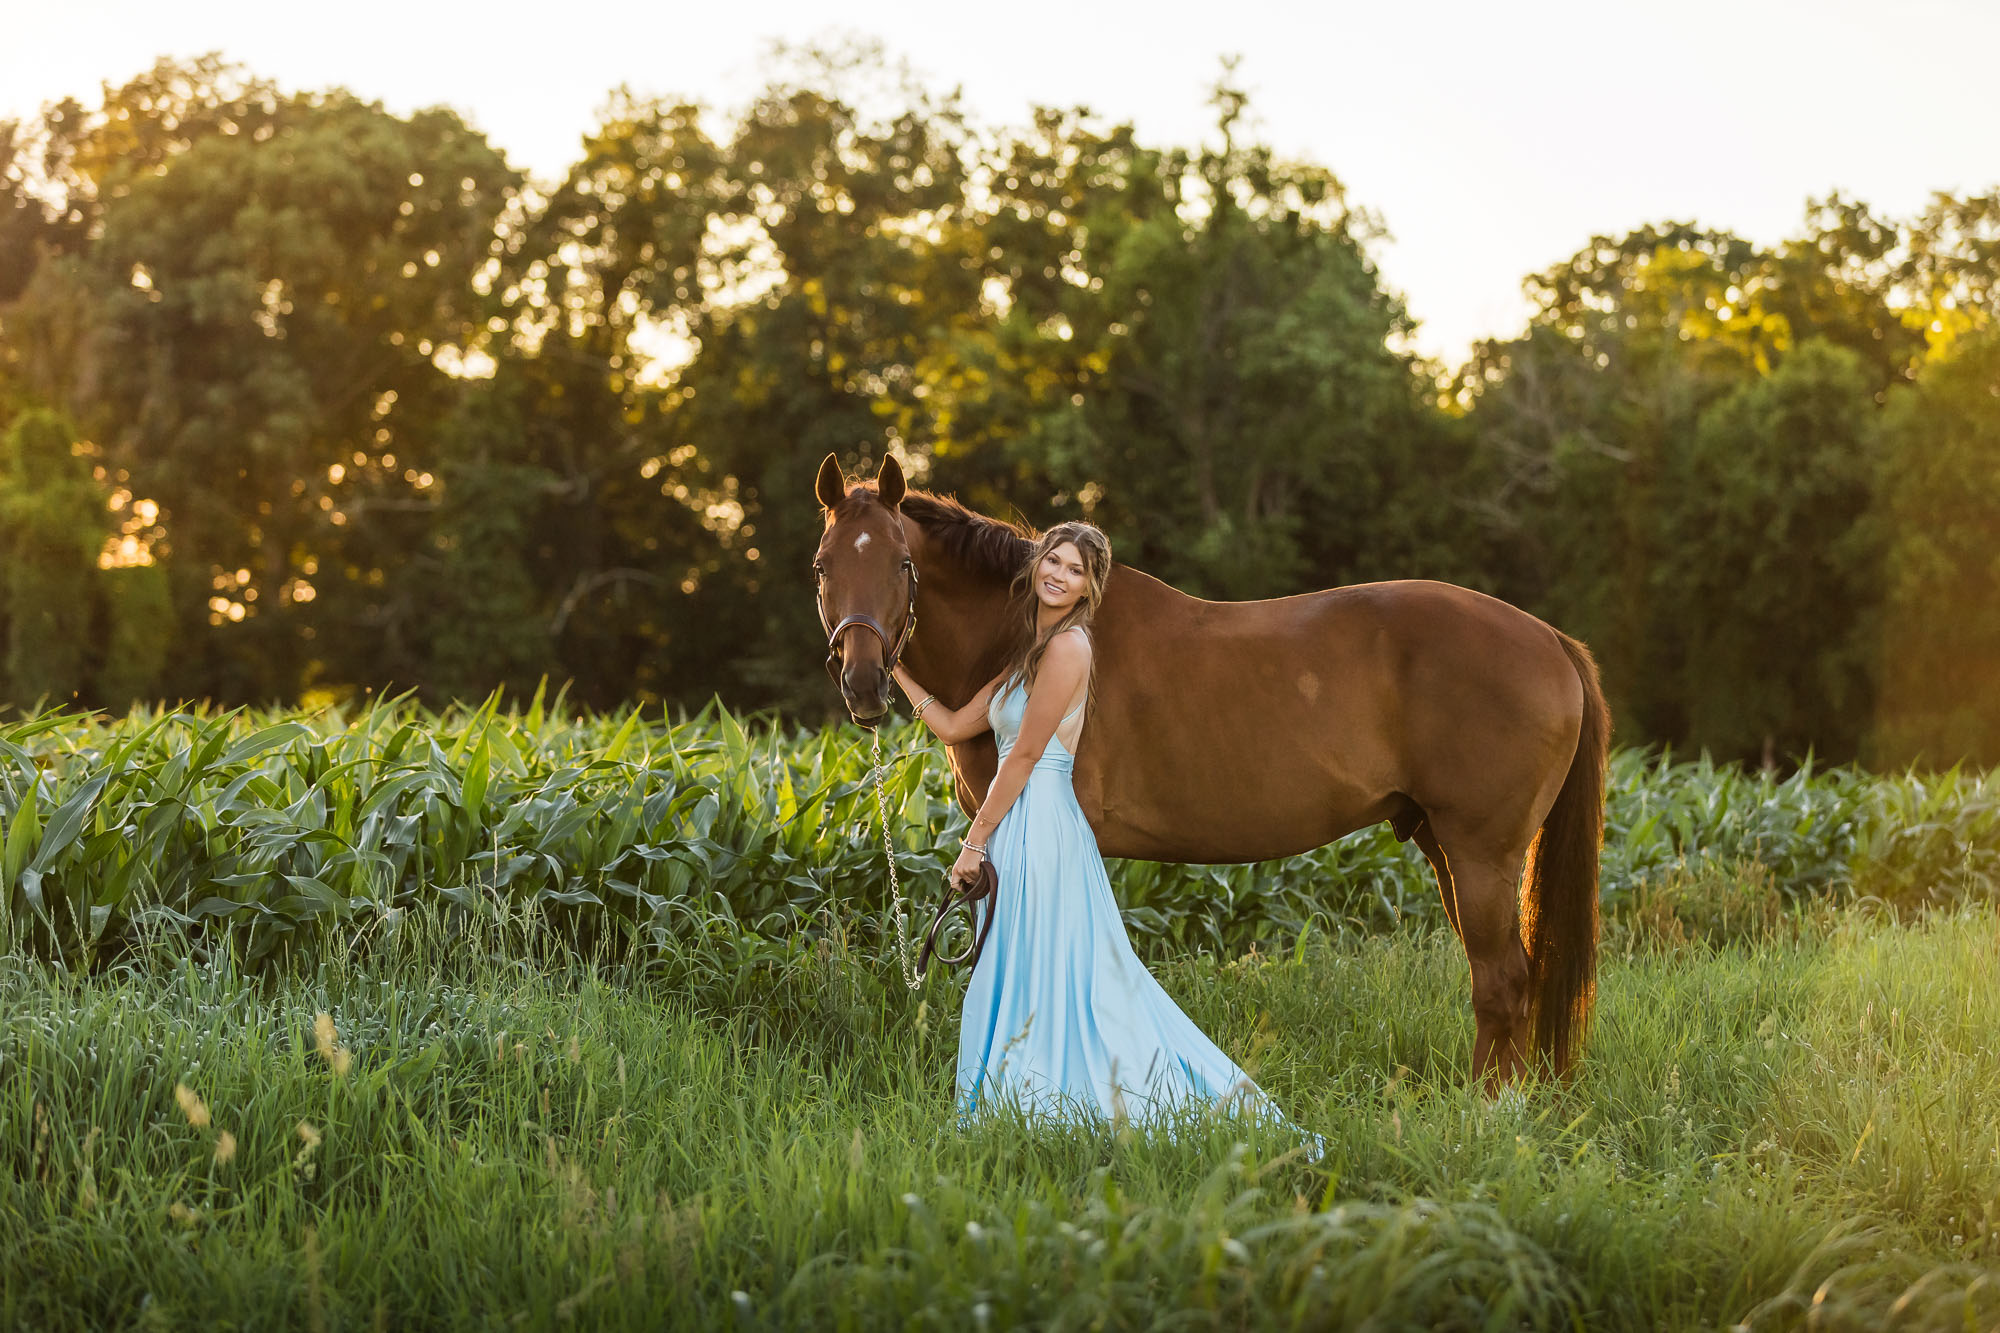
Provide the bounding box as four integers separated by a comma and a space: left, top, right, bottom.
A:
2, 688, 1996, 968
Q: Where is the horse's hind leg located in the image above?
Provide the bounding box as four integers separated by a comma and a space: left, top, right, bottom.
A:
1429, 821, 1533, 1089
1410, 818, 1462, 938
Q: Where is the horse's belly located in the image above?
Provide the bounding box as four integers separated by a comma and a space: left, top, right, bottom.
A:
1086, 744, 1397, 863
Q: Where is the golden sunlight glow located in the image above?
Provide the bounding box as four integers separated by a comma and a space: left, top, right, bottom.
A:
627, 313, 700, 387
433, 343, 498, 379
99, 487, 162, 567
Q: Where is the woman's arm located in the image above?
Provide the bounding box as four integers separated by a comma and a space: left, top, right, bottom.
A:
960, 630, 1091, 854
889, 664, 1003, 745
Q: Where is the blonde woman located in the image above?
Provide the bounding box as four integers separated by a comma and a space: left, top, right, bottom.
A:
892, 521, 1302, 1131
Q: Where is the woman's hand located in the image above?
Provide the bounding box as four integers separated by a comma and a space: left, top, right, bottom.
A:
949, 843, 987, 888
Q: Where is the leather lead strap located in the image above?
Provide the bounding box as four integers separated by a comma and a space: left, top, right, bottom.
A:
918, 858, 998, 977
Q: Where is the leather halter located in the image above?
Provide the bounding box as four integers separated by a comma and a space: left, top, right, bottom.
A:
815, 552, 919, 685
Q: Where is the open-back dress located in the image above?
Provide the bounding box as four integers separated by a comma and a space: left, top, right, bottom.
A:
955, 627, 1300, 1130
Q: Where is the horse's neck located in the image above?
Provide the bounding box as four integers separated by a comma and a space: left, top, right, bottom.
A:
904, 524, 1015, 705
913, 599, 1014, 705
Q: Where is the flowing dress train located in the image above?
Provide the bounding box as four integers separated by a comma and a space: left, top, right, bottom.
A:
955, 661, 1304, 1134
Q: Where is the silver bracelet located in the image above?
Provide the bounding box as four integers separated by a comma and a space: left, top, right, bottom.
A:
913, 693, 937, 718
962, 836, 987, 858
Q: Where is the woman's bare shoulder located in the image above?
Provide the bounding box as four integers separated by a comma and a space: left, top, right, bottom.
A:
1045, 625, 1093, 669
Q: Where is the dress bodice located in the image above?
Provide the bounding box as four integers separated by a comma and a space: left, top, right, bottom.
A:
989, 676, 1086, 772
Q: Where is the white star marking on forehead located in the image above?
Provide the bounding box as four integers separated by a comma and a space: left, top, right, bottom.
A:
852, 533, 872, 552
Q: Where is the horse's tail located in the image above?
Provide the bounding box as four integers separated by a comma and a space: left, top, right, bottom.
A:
1522, 629, 1610, 1077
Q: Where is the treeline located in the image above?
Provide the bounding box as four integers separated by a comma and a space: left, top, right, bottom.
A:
1, 52, 1995, 767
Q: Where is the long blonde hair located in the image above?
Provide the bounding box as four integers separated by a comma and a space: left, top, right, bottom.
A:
1000, 521, 1113, 711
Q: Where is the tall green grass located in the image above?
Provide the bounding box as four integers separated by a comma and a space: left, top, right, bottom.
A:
3, 897, 1996, 1329
3, 695, 1997, 968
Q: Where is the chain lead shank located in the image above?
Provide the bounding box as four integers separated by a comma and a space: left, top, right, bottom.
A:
871, 726, 922, 990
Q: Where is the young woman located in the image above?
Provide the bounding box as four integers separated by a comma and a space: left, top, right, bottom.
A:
891, 520, 1303, 1131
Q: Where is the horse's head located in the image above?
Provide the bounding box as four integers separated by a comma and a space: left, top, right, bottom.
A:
813, 451, 917, 727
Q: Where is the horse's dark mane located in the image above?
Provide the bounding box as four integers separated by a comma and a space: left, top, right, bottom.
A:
901, 490, 1035, 581
837, 484, 1034, 584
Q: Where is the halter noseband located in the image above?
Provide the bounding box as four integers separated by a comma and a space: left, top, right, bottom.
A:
815, 552, 919, 685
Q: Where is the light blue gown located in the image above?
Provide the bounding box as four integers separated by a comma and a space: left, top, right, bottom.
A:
955, 655, 1301, 1134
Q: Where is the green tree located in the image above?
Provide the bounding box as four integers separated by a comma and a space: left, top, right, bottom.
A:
1663, 339, 1881, 762
1460, 227, 1763, 740
413, 353, 649, 706
0, 56, 288, 296
1868, 329, 2000, 766
504, 44, 983, 711
96, 561, 174, 709
1459, 206, 1943, 751
925, 70, 1460, 602
6, 73, 517, 701
0, 410, 103, 707
481, 90, 735, 706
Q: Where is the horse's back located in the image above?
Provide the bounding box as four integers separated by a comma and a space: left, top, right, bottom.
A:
1078, 571, 1582, 860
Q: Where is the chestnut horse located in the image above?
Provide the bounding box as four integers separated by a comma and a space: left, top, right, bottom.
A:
812, 452, 1610, 1087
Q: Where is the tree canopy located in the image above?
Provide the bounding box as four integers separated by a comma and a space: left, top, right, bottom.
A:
2, 51, 1995, 768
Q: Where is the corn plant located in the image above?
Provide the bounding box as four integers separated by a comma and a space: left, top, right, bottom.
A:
2, 696, 1995, 969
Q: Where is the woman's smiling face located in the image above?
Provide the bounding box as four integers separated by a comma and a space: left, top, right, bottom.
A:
1036, 541, 1087, 614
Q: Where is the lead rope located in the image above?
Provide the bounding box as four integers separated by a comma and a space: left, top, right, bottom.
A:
869, 726, 923, 990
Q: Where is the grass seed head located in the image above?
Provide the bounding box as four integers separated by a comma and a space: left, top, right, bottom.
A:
174, 1082, 211, 1129
214, 1129, 238, 1166
294, 1120, 323, 1180
313, 1012, 353, 1076
77, 1126, 101, 1213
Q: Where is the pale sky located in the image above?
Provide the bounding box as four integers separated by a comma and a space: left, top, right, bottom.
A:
7, 0, 1997, 367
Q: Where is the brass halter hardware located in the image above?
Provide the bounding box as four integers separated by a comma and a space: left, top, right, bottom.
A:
815, 554, 919, 686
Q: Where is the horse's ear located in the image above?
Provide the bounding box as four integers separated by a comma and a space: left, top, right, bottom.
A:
814, 453, 846, 510
876, 452, 906, 509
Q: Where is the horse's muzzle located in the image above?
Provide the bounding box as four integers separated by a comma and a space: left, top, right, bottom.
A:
840, 671, 894, 727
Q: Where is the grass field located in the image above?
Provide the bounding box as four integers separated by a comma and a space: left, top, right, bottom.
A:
4, 897, 1998, 1330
